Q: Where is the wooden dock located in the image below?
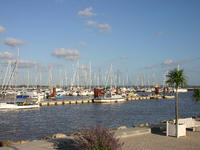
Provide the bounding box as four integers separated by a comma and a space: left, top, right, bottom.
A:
39, 99, 93, 106
39, 95, 170, 106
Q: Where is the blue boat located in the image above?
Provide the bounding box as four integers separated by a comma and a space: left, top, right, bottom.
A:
16, 95, 29, 99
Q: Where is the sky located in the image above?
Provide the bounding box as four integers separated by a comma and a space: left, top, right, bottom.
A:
0, 0, 200, 86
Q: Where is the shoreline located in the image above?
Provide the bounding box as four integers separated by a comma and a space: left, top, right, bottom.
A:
1, 129, 200, 150
1, 116, 200, 148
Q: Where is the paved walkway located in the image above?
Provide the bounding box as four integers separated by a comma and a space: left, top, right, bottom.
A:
1, 128, 200, 150
121, 131, 200, 150
0, 127, 150, 150
0, 140, 54, 150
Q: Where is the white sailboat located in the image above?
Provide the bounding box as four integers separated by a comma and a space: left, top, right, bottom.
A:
0, 101, 40, 109
0, 48, 40, 109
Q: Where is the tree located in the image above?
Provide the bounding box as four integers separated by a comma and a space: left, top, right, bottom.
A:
166, 68, 186, 126
193, 89, 200, 102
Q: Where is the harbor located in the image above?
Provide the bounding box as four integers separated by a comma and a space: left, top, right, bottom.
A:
0, 91, 199, 142
1, 1, 200, 149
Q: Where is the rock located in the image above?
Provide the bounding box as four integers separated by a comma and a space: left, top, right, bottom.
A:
117, 126, 127, 130
14, 140, 31, 145
0, 140, 15, 147
133, 124, 137, 128
139, 124, 145, 127
40, 136, 52, 140
70, 132, 80, 136
160, 120, 167, 123
138, 123, 150, 127
52, 133, 68, 139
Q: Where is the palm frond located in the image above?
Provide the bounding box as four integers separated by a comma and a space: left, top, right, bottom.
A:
166, 68, 187, 88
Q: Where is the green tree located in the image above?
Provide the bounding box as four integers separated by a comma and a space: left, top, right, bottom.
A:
193, 89, 200, 102
166, 68, 186, 126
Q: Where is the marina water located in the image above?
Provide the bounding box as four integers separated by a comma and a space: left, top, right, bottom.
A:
0, 91, 200, 141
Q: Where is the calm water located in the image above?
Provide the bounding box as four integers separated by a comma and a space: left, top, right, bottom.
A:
0, 92, 200, 141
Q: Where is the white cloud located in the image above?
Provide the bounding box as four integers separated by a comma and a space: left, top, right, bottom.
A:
162, 57, 200, 67
0, 59, 38, 69
0, 26, 5, 33
17, 60, 39, 68
52, 48, 80, 61
97, 24, 111, 33
87, 20, 96, 26
78, 7, 96, 17
5, 37, 25, 49
144, 57, 200, 69
86, 21, 112, 34
0, 52, 16, 59
163, 60, 174, 65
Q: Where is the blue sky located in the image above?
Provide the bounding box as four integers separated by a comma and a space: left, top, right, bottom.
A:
0, 0, 200, 86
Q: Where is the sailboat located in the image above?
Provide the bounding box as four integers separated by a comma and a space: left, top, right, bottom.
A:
0, 48, 40, 109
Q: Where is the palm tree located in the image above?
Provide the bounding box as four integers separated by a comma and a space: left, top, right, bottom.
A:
193, 89, 200, 102
166, 68, 186, 126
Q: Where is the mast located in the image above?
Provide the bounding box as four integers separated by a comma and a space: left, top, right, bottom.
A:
49, 65, 53, 90
2, 60, 11, 90
14, 47, 20, 88
27, 70, 29, 88
65, 70, 68, 89
89, 62, 92, 90
110, 64, 113, 89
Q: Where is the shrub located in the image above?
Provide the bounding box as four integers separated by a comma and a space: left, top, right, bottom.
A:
193, 89, 200, 102
73, 125, 123, 150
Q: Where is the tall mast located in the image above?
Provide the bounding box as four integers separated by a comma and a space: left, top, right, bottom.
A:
27, 70, 29, 88
49, 65, 52, 90
15, 47, 20, 87
89, 62, 92, 90
110, 64, 113, 89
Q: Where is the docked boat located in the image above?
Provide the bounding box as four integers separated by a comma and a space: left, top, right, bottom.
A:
0, 100, 40, 109
16, 91, 29, 99
175, 88, 188, 93
164, 95, 175, 99
93, 92, 125, 103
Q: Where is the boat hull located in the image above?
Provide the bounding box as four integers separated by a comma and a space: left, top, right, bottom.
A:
93, 98, 125, 103
16, 95, 29, 99
0, 103, 40, 109
164, 95, 175, 99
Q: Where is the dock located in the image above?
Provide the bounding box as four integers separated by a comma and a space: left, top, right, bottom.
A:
39, 99, 93, 106
39, 95, 171, 106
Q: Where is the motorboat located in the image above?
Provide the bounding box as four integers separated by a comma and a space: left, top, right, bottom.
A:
0, 99, 40, 109
0, 101, 40, 109
93, 92, 125, 103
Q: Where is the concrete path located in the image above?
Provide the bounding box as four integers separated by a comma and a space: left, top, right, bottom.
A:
1, 129, 200, 150
0, 127, 151, 150
121, 130, 200, 150
0, 140, 55, 150
114, 127, 151, 138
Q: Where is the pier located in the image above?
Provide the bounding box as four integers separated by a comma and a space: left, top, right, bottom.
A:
39, 99, 93, 106
39, 95, 170, 106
